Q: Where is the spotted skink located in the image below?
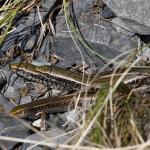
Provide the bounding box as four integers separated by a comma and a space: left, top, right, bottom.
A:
9, 90, 97, 119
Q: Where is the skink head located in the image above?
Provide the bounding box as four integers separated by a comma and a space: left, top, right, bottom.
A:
10, 62, 26, 70
10, 62, 36, 73
9, 106, 26, 118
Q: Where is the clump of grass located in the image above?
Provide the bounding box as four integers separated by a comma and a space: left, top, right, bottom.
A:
85, 61, 150, 148
0, 1, 22, 46
0, 0, 39, 48
88, 84, 150, 147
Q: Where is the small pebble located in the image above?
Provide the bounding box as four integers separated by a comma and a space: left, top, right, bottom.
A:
17, 87, 29, 97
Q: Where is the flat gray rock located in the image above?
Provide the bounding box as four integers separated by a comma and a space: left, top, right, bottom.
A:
73, 0, 95, 15
0, 95, 15, 111
53, 37, 119, 70
106, 0, 150, 34
21, 128, 70, 150
100, 6, 116, 18
0, 113, 29, 149
56, 3, 138, 68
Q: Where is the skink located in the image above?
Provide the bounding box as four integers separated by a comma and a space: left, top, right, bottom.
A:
10, 62, 125, 93
9, 90, 97, 119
